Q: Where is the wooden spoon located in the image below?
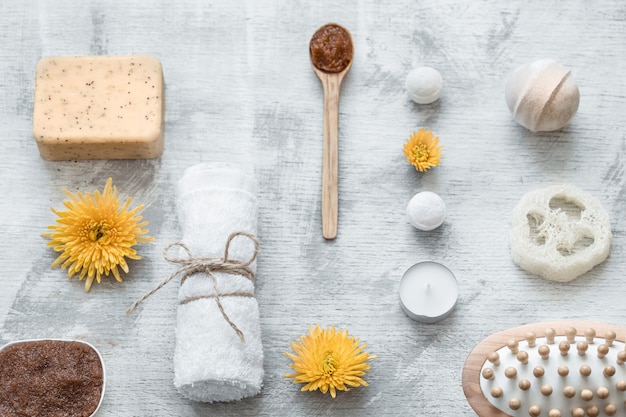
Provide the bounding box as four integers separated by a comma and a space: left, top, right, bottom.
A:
309, 23, 354, 240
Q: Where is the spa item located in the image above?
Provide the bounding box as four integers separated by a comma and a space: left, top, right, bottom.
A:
172, 163, 263, 402
309, 23, 354, 240
463, 321, 626, 417
33, 55, 164, 160
0, 339, 105, 417
505, 59, 579, 132
399, 261, 458, 323
405, 66, 442, 104
510, 184, 611, 282
406, 191, 446, 231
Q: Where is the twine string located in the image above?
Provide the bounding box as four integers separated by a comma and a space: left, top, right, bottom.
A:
126, 231, 259, 343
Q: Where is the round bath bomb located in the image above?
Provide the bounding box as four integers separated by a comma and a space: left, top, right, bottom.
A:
505, 59, 580, 132
510, 184, 611, 282
407, 191, 446, 231
405, 67, 442, 104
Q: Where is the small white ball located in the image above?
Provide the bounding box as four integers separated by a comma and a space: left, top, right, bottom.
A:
405, 66, 442, 104
407, 191, 446, 231
505, 59, 580, 132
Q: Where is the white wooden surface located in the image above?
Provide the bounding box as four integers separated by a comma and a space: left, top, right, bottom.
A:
1, 1, 625, 416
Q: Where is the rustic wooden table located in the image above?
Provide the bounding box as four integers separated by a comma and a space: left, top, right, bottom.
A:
1, 1, 625, 416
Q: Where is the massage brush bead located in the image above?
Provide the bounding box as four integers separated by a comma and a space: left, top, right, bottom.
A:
518, 379, 531, 391
491, 386, 503, 398
586, 405, 599, 417
540, 384, 552, 396
598, 344, 609, 359
538, 345, 550, 360
528, 405, 540, 417
596, 386, 609, 399
605, 403, 617, 416
580, 388, 593, 401
606, 330, 617, 346
488, 352, 500, 366
563, 386, 576, 398
505, 367, 517, 379
579, 364, 592, 377
508, 398, 521, 410
463, 322, 626, 417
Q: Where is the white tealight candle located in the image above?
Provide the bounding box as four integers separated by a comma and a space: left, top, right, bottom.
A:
399, 261, 459, 323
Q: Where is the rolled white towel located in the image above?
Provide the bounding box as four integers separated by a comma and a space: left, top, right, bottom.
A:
172, 163, 264, 402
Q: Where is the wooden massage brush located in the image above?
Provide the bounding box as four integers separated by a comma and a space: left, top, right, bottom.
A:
462, 321, 626, 417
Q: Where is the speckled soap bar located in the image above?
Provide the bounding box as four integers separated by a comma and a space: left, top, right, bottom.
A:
33, 55, 164, 160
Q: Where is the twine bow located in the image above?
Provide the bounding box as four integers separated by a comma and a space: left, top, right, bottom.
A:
126, 231, 259, 343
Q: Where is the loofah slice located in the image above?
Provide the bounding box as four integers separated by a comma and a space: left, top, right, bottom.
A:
510, 184, 611, 282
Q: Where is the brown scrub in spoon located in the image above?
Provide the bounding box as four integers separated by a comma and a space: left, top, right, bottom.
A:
309, 23, 353, 73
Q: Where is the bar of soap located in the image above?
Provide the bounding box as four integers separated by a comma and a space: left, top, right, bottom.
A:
33, 55, 164, 160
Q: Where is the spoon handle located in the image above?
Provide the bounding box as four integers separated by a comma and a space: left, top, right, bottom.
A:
320, 72, 342, 240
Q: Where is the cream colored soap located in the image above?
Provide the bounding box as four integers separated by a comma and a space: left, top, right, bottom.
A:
33, 55, 164, 160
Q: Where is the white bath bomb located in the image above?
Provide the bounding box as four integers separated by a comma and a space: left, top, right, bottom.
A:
407, 191, 446, 231
405, 67, 442, 104
505, 59, 580, 132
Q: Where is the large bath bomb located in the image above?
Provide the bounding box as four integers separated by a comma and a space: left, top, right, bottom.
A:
505, 59, 579, 132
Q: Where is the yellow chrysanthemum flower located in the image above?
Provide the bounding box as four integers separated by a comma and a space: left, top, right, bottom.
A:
403, 128, 443, 172
43, 178, 154, 292
284, 325, 376, 398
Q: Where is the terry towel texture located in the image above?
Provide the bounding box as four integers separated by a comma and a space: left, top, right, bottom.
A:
173, 163, 264, 402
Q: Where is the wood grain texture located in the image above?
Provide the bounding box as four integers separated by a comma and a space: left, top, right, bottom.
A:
313, 65, 352, 240
462, 321, 626, 417
0, 1, 626, 416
